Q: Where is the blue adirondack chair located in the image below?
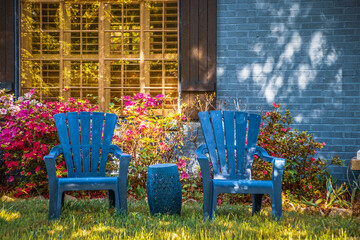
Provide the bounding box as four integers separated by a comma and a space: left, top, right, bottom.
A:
44, 112, 131, 220
196, 111, 286, 221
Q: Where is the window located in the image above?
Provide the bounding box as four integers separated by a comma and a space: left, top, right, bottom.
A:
20, 0, 178, 111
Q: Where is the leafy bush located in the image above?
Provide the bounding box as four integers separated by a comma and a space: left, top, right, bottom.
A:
254, 103, 342, 200
0, 90, 194, 200
0, 88, 342, 204
111, 93, 191, 199
0, 89, 97, 197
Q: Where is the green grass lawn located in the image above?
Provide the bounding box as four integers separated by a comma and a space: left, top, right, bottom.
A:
0, 198, 359, 239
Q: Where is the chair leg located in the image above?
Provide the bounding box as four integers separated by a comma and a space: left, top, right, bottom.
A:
55, 190, 64, 219
61, 192, 65, 207
108, 190, 116, 208
270, 190, 282, 221
203, 190, 211, 221
252, 194, 263, 215
48, 191, 57, 220
118, 182, 128, 215
114, 188, 122, 213
210, 189, 218, 221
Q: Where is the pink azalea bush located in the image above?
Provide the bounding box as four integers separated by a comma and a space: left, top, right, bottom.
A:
176, 157, 204, 200
254, 103, 342, 200
1, 87, 340, 203
0, 89, 97, 197
112, 93, 191, 199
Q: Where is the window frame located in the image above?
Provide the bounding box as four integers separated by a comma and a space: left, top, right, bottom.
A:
19, 0, 180, 112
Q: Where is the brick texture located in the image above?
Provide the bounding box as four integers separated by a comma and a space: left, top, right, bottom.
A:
216, 0, 360, 181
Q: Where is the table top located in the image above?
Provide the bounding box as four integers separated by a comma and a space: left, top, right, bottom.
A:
149, 163, 176, 169
148, 163, 178, 174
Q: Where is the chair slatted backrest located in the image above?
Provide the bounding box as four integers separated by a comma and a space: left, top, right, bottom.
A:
198, 111, 262, 179
54, 112, 117, 177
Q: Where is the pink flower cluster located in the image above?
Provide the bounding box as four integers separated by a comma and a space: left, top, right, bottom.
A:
0, 89, 97, 197
177, 158, 189, 180
123, 93, 164, 115
113, 92, 191, 198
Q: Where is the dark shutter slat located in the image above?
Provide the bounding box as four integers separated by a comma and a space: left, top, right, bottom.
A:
0, 0, 7, 76
198, 0, 208, 89
207, 0, 217, 86
180, 0, 190, 91
6, 0, 14, 84
0, 0, 15, 91
181, 0, 216, 92
189, 0, 199, 91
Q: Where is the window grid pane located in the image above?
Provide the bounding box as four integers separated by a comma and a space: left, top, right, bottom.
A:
20, 1, 178, 112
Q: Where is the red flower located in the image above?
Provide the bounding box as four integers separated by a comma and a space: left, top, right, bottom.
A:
273, 103, 278, 108
7, 176, 14, 183
180, 172, 189, 180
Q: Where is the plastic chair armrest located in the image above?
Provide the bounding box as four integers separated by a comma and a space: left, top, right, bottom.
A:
43, 145, 63, 196
43, 145, 63, 179
196, 144, 213, 220
255, 146, 275, 163
196, 144, 212, 183
255, 146, 286, 181
110, 144, 131, 177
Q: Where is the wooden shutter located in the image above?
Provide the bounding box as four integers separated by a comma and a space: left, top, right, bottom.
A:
180, 0, 216, 118
0, 0, 15, 91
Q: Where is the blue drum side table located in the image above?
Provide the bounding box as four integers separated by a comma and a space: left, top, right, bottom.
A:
147, 163, 182, 215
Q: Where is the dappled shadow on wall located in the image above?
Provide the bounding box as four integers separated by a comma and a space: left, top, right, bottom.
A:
218, 0, 342, 125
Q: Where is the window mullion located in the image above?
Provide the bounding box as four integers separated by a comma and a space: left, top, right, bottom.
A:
139, 2, 145, 94
143, 2, 151, 95
59, 2, 64, 99
99, 2, 105, 111
63, 3, 71, 100
103, 3, 111, 111
39, 3, 43, 99
120, 4, 124, 109
79, 5, 83, 99
162, 2, 165, 97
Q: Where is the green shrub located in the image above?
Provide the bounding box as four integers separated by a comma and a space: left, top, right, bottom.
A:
254, 103, 342, 200
111, 93, 190, 199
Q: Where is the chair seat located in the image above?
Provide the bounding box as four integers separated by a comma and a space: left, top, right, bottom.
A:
212, 179, 273, 194
58, 177, 119, 191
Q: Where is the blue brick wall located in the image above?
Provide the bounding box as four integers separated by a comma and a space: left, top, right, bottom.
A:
216, 0, 360, 181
